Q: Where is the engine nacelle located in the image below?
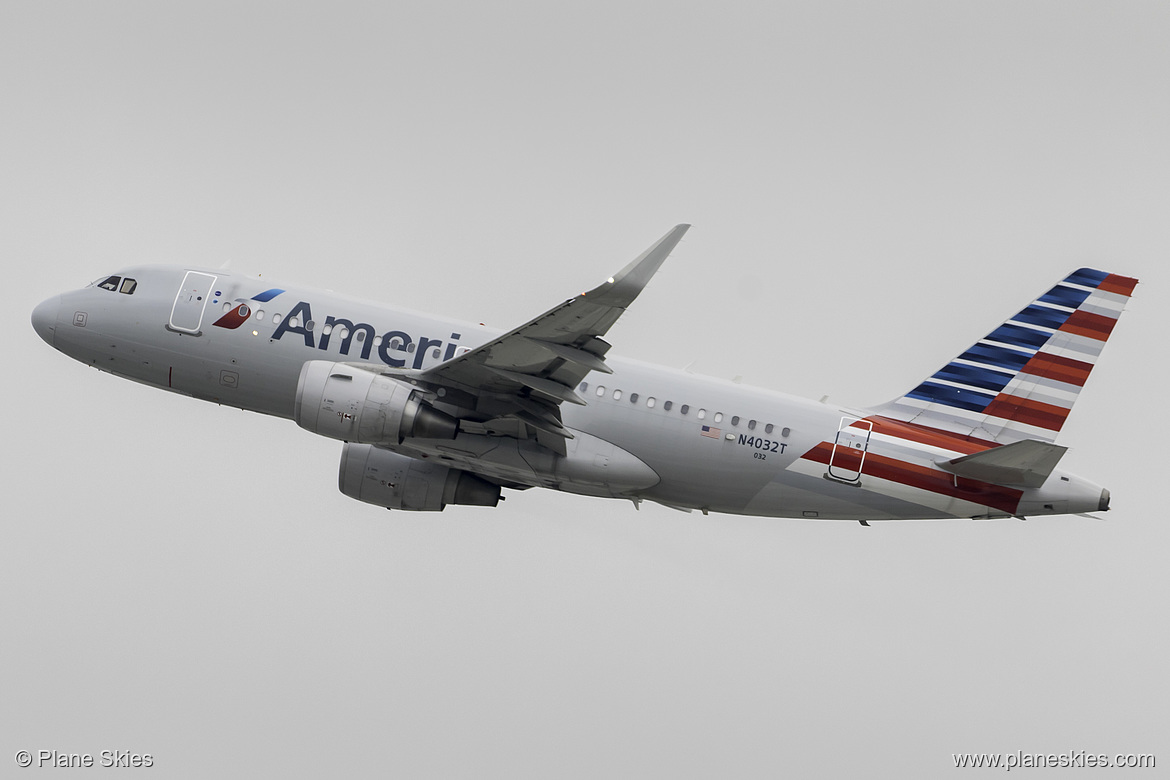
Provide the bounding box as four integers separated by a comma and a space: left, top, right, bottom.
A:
294, 360, 458, 444
339, 443, 501, 511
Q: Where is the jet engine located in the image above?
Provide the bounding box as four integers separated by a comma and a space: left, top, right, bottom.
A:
294, 360, 458, 444
339, 443, 501, 511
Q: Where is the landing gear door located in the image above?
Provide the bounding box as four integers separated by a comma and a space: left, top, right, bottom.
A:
827, 417, 873, 483
169, 271, 217, 334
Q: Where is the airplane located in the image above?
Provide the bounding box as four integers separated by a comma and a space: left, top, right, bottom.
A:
30, 225, 1138, 523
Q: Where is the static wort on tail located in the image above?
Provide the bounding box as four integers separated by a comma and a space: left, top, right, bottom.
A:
876, 269, 1139, 444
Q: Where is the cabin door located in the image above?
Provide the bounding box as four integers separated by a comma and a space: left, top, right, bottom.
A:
169, 271, 217, 334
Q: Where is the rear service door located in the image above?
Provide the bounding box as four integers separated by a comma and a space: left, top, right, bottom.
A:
827, 417, 873, 483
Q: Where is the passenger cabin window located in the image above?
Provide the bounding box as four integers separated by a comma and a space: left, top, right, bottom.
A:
664, 401, 673, 411
697, 409, 706, 420
765, 423, 774, 434
580, 382, 589, 393
680, 404, 690, 415
748, 420, 757, 430
613, 389, 622, 400
629, 393, 639, 404
732, 416, 740, 426
646, 397, 656, 408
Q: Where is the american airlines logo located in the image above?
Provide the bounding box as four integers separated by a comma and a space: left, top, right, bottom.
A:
211, 288, 286, 330
246, 298, 465, 370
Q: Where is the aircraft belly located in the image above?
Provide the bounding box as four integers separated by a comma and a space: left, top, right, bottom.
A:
740, 475, 923, 520
744, 467, 994, 521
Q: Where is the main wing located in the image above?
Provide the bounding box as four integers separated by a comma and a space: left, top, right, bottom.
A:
371, 225, 690, 453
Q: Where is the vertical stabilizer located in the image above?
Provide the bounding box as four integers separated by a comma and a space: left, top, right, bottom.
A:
875, 269, 1138, 443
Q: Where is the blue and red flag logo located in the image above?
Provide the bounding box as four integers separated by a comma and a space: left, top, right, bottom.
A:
212, 288, 285, 329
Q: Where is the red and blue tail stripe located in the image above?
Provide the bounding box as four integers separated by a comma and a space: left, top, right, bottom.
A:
878, 268, 1137, 444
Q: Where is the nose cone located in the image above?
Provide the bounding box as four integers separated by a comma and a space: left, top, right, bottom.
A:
31, 295, 61, 347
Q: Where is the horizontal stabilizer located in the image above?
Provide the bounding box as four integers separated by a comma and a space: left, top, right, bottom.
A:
936, 439, 1067, 488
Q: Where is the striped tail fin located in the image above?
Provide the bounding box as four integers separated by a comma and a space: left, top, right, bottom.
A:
875, 268, 1138, 443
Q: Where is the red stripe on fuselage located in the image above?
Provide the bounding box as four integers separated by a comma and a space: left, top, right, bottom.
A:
1018, 352, 1093, 387
801, 442, 1022, 515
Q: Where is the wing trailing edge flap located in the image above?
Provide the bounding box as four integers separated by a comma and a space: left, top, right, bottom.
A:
520, 337, 613, 374
482, 366, 588, 405
936, 439, 1068, 488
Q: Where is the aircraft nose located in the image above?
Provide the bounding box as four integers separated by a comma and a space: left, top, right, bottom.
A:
31, 295, 61, 347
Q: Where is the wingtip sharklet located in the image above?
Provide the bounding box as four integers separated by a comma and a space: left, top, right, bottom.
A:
590, 224, 690, 305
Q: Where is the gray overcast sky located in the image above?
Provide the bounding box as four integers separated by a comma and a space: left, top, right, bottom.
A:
3, 1, 1167, 777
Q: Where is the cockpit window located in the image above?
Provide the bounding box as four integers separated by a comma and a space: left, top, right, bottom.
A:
89, 275, 137, 294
